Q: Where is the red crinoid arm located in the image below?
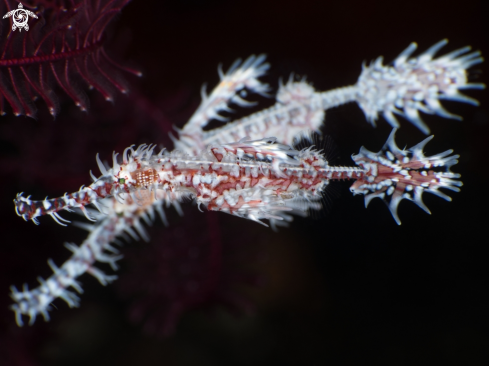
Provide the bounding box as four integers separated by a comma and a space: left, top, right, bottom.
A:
350, 129, 462, 224
0, 0, 137, 117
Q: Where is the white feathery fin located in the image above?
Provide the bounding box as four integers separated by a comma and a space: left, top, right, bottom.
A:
200, 82, 208, 101
79, 206, 97, 222
227, 57, 242, 75
350, 129, 462, 225
441, 92, 479, 106
217, 63, 225, 79
71, 221, 94, 232
429, 189, 454, 201
140, 210, 152, 226
181, 53, 270, 137
157, 147, 166, 158
441, 46, 473, 61
409, 135, 434, 160
146, 144, 156, 158
357, 40, 484, 134
383, 111, 400, 128
133, 220, 150, 242
112, 152, 120, 171
394, 42, 418, 67
89, 170, 98, 182
247, 214, 269, 227
146, 204, 156, 222
413, 187, 431, 215
388, 193, 404, 226
90, 199, 104, 214
172, 200, 184, 217
374, 56, 384, 70
123, 144, 135, 164
418, 39, 448, 62
459, 82, 485, 90
460, 52, 484, 69
124, 226, 139, 241
384, 129, 403, 156
133, 144, 148, 158
49, 212, 71, 226
168, 132, 179, 146
425, 99, 460, 120
364, 191, 385, 208
114, 193, 126, 204
96, 153, 108, 175
403, 107, 430, 135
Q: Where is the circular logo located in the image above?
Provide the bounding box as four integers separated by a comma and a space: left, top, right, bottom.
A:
2, 3, 38, 32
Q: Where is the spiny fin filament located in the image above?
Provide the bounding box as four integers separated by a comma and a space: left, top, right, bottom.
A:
350, 129, 462, 224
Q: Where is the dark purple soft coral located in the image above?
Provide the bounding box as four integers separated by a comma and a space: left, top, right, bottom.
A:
118, 210, 259, 337
1, 0, 259, 341
0, 0, 138, 118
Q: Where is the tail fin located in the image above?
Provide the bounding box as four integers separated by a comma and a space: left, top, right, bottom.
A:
350, 129, 462, 224
356, 39, 484, 134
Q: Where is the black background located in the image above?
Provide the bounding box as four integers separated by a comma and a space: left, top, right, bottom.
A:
1, 0, 488, 365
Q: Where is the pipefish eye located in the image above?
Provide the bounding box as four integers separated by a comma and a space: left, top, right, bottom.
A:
119, 178, 125, 184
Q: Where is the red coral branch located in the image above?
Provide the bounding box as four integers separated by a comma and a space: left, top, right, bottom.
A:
0, 37, 102, 66
0, 0, 137, 118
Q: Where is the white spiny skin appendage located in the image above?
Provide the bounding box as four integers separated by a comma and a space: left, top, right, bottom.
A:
178, 73, 360, 153
10, 39, 480, 326
10, 214, 120, 327
13, 145, 181, 225
14, 133, 461, 228
176, 54, 271, 152
10, 190, 182, 327
14, 140, 364, 227
199, 78, 329, 150
350, 129, 462, 225
177, 40, 483, 157
356, 39, 484, 134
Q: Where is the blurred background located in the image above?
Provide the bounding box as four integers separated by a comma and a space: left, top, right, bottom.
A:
0, 0, 488, 365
